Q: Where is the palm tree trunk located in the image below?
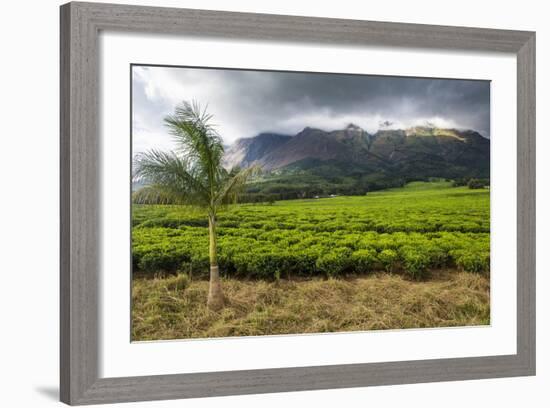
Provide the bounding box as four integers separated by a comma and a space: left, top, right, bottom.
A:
207, 214, 224, 310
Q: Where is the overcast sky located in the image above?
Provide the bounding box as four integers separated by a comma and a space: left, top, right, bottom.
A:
132, 65, 490, 154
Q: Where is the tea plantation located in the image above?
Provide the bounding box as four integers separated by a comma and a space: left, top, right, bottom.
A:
132, 181, 490, 280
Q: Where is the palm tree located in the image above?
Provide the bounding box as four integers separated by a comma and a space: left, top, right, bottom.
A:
133, 101, 259, 310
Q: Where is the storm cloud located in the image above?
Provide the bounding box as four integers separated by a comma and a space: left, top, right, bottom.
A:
132, 65, 490, 154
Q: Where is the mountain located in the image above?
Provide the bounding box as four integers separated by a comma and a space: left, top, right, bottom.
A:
225, 124, 489, 199
227, 124, 489, 173
223, 132, 292, 169
258, 127, 353, 169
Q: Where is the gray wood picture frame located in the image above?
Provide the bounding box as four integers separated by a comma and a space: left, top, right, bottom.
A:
60, 1, 536, 405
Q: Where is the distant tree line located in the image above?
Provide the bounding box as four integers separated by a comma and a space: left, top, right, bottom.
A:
239, 176, 447, 204
452, 177, 490, 189
133, 175, 490, 206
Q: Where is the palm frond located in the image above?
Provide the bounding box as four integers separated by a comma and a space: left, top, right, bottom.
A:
133, 149, 209, 206
164, 101, 225, 186
215, 164, 262, 206
132, 185, 185, 205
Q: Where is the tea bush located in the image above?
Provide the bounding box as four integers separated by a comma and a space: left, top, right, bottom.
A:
351, 249, 378, 273
451, 250, 490, 273
315, 247, 352, 277
399, 246, 430, 280
378, 249, 398, 272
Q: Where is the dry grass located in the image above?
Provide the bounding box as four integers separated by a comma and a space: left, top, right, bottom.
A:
131, 270, 490, 341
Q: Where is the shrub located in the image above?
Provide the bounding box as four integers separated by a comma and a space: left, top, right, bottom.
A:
315, 248, 352, 277
351, 249, 378, 273
453, 251, 489, 273
400, 247, 430, 280
467, 178, 487, 189
190, 251, 209, 275
424, 242, 449, 268
452, 177, 468, 187
287, 250, 319, 277
246, 252, 286, 279
378, 249, 398, 272
137, 248, 188, 273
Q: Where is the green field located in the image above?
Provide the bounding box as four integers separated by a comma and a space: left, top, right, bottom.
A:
132, 181, 490, 281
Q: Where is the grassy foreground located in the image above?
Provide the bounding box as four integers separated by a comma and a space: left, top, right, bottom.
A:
132, 270, 489, 341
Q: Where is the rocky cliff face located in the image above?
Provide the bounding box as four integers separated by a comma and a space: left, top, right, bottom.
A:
223, 133, 291, 169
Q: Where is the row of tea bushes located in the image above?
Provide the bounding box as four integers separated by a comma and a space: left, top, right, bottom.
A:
132, 226, 489, 280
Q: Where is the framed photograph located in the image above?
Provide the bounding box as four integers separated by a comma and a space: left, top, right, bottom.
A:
60, 2, 535, 405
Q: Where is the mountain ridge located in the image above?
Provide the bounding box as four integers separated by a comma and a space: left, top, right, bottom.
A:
224, 124, 490, 178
